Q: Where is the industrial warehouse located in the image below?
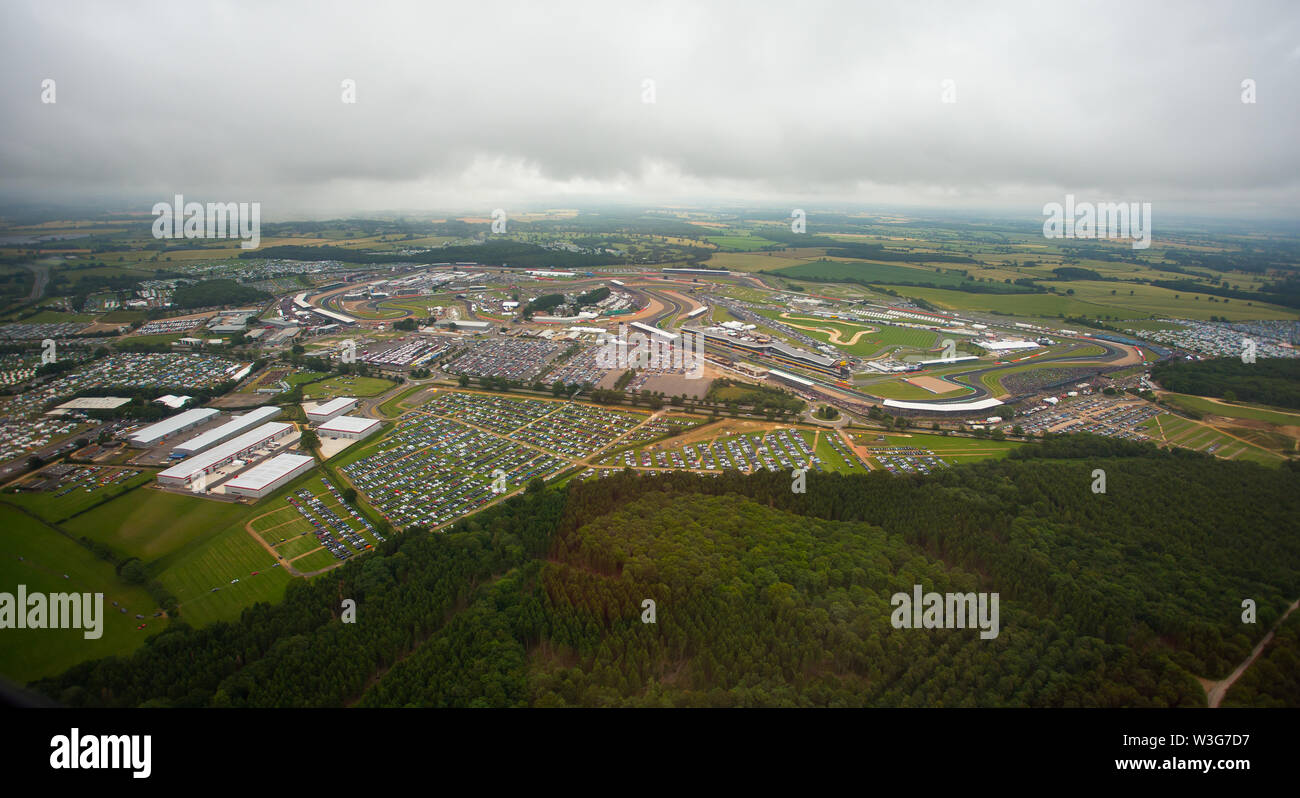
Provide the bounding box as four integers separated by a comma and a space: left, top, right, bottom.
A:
156, 422, 296, 489
222, 452, 316, 499
316, 414, 382, 441
129, 408, 220, 447
305, 397, 358, 424
172, 406, 283, 456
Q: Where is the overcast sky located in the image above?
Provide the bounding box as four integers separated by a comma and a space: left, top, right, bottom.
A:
2, 0, 1298, 220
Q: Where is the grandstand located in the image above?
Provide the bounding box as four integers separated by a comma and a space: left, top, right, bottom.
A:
693, 327, 847, 379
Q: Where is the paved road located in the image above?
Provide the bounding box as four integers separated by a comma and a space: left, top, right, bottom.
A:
23, 262, 49, 302
849, 336, 1136, 406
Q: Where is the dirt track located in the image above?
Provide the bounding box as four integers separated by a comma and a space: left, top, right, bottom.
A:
778, 314, 878, 346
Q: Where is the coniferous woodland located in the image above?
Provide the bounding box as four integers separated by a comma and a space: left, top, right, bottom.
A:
1152, 357, 1300, 409
31, 436, 1300, 707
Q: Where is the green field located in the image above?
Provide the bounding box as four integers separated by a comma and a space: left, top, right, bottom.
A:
290, 547, 340, 573
63, 488, 248, 563
302, 375, 397, 398
0, 506, 167, 684
851, 430, 1022, 462
275, 534, 320, 560
378, 383, 428, 417
762, 312, 939, 356
286, 370, 329, 386
706, 234, 780, 252
1141, 413, 1283, 464
876, 285, 1103, 318
99, 310, 148, 323
361, 295, 461, 320
1161, 393, 1300, 427
776, 259, 989, 289
863, 377, 975, 400
250, 505, 313, 541
702, 252, 813, 273
5, 470, 155, 524
1040, 280, 1300, 321
873, 283, 1298, 322
156, 521, 291, 628
971, 349, 1104, 395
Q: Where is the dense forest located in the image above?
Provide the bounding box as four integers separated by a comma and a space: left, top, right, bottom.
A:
706, 378, 806, 414
577, 286, 610, 306
524, 293, 565, 315
1221, 610, 1300, 708
1152, 357, 1300, 409
30, 436, 1300, 707
171, 279, 270, 309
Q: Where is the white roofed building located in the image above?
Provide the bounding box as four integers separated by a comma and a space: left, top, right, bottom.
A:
129, 408, 219, 447
305, 397, 358, 424
316, 414, 382, 441
223, 453, 316, 499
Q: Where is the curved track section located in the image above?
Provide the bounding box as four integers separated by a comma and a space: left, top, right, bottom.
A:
858, 336, 1137, 408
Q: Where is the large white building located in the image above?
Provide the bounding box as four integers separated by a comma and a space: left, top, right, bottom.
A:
316, 415, 382, 441
172, 406, 282, 456
157, 422, 294, 488
882, 398, 1005, 412
974, 339, 1041, 352
223, 453, 315, 499
305, 397, 358, 424
129, 408, 219, 447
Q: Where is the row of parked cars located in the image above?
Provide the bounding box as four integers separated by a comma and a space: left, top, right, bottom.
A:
867, 446, 949, 475
289, 487, 369, 560
318, 476, 384, 543
445, 337, 562, 381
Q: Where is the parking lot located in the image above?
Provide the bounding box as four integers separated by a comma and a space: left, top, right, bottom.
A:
0, 321, 94, 340
594, 427, 825, 475
341, 414, 569, 529
1016, 395, 1160, 440
866, 446, 949, 475
444, 337, 562, 381
19, 464, 141, 495
6, 353, 248, 421
542, 343, 613, 387
132, 317, 208, 337
283, 477, 380, 562
359, 336, 455, 368
336, 390, 662, 530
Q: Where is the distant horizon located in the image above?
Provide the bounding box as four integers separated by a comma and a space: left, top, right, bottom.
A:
4, 199, 1300, 237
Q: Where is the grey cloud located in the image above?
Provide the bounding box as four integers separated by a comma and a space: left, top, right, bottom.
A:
1, 0, 1297, 217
